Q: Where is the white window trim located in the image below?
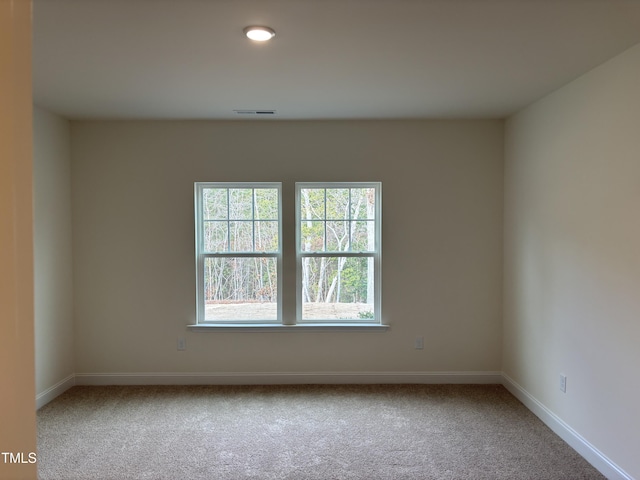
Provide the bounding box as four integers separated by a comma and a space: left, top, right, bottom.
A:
187, 323, 389, 332
295, 182, 382, 325
189, 181, 387, 331
193, 182, 283, 325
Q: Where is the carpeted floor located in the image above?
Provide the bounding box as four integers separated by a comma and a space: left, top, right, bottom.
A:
37, 384, 605, 480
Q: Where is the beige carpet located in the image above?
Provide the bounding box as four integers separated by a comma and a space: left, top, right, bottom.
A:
37, 384, 604, 480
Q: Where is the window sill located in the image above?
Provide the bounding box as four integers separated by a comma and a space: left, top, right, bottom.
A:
187, 323, 389, 333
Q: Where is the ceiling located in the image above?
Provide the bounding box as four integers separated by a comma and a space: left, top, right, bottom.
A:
33, 0, 640, 120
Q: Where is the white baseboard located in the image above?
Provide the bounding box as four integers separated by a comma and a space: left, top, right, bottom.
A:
75, 371, 503, 386
501, 374, 633, 480
36, 374, 76, 409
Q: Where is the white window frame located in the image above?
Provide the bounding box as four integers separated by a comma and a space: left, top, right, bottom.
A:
295, 182, 382, 324
194, 182, 282, 324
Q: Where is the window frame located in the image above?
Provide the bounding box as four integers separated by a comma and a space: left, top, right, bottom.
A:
194, 182, 283, 324
295, 182, 382, 324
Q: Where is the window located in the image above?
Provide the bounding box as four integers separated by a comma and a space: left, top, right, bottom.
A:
194, 183, 282, 323
193, 181, 382, 328
296, 182, 381, 323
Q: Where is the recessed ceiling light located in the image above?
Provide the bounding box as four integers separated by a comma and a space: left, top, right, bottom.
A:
243, 26, 276, 42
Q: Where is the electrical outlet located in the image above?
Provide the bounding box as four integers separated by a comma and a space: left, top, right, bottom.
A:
177, 337, 186, 351
414, 336, 424, 350
560, 374, 567, 393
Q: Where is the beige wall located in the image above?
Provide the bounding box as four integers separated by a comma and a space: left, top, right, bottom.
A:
33, 106, 74, 397
71, 120, 503, 375
504, 43, 640, 478
0, 0, 37, 478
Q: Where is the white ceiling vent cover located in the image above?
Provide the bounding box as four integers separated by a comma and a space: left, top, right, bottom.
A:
233, 109, 277, 115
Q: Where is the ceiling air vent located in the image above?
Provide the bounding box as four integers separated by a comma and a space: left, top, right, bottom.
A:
233, 109, 277, 115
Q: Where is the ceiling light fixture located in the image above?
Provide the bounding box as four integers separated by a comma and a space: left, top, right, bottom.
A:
243, 26, 276, 42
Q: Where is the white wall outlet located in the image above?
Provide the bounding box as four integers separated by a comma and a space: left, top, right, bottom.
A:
415, 336, 424, 350
560, 374, 567, 393
177, 337, 186, 351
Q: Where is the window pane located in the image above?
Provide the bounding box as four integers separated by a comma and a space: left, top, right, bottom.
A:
326, 188, 349, 219
350, 188, 376, 220
203, 220, 228, 252
255, 221, 279, 252
326, 220, 348, 251
301, 256, 374, 320
229, 188, 253, 220
300, 189, 325, 220
203, 188, 227, 220
350, 220, 375, 252
204, 257, 277, 321
254, 188, 279, 220
229, 221, 253, 251
301, 220, 325, 252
